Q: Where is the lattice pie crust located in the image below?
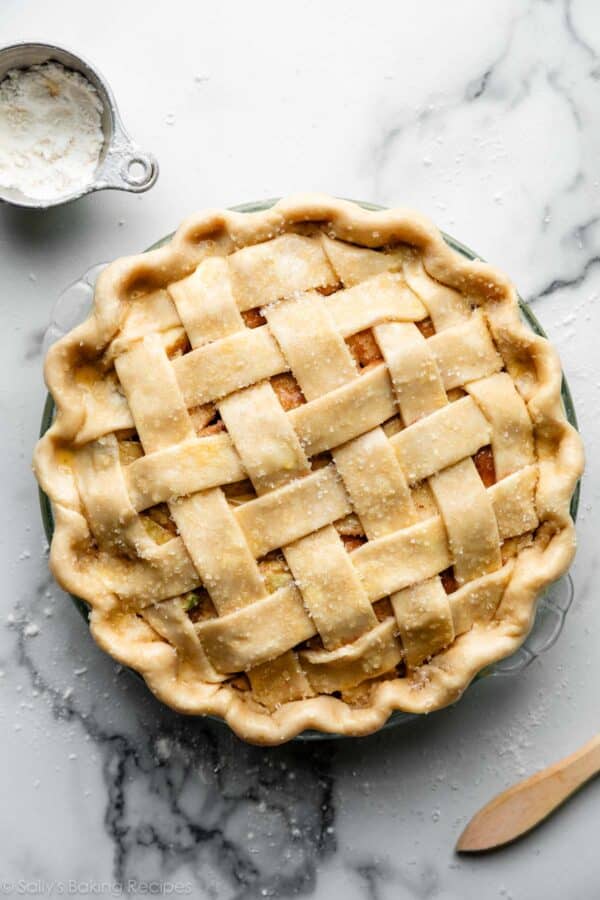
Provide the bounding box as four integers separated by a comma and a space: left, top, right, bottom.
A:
34, 195, 584, 744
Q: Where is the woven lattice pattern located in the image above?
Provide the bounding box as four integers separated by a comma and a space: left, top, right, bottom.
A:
35, 196, 583, 742
67, 228, 540, 710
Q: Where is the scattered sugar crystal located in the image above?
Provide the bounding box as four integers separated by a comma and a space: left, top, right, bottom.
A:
155, 736, 172, 761
23, 622, 39, 637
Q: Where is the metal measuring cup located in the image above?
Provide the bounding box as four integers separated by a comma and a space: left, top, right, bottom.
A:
0, 41, 159, 209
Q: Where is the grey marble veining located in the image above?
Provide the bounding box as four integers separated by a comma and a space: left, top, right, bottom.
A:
1, 1, 600, 898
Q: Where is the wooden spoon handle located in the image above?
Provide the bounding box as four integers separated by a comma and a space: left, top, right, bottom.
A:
457, 733, 600, 852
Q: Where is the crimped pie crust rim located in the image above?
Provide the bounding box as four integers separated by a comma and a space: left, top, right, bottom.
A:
34, 194, 584, 745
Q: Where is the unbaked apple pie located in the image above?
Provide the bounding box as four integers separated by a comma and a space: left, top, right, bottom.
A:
34, 195, 584, 744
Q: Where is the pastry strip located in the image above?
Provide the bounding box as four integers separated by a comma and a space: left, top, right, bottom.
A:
265, 292, 357, 400
229, 233, 337, 308
108, 289, 183, 359
170, 490, 267, 614
219, 381, 310, 493
390, 396, 491, 484
352, 516, 452, 602
168, 256, 244, 349
115, 334, 195, 453
428, 458, 502, 585
449, 562, 514, 637
324, 271, 428, 335
426, 311, 503, 389
266, 291, 390, 658
248, 651, 315, 708
124, 434, 246, 511
300, 618, 402, 693
402, 255, 471, 329
320, 233, 404, 286
467, 373, 535, 479
102, 538, 199, 604
333, 428, 416, 538
235, 465, 351, 558
391, 577, 454, 669
284, 525, 377, 649
288, 364, 396, 455
375, 322, 447, 424
489, 465, 539, 539
74, 435, 151, 553
173, 326, 287, 407
196, 584, 316, 673
142, 598, 222, 682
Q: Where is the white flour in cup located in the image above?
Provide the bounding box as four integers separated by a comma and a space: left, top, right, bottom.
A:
0, 61, 104, 201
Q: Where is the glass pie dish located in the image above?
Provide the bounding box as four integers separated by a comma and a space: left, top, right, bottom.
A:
38, 199, 581, 739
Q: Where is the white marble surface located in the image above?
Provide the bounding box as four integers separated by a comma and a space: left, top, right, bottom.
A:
1, 1, 599, 897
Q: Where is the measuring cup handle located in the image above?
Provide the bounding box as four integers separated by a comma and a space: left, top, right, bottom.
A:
95, 119, 159, 194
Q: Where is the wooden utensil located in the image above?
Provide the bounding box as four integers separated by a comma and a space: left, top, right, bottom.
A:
457, 733, 600, 852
